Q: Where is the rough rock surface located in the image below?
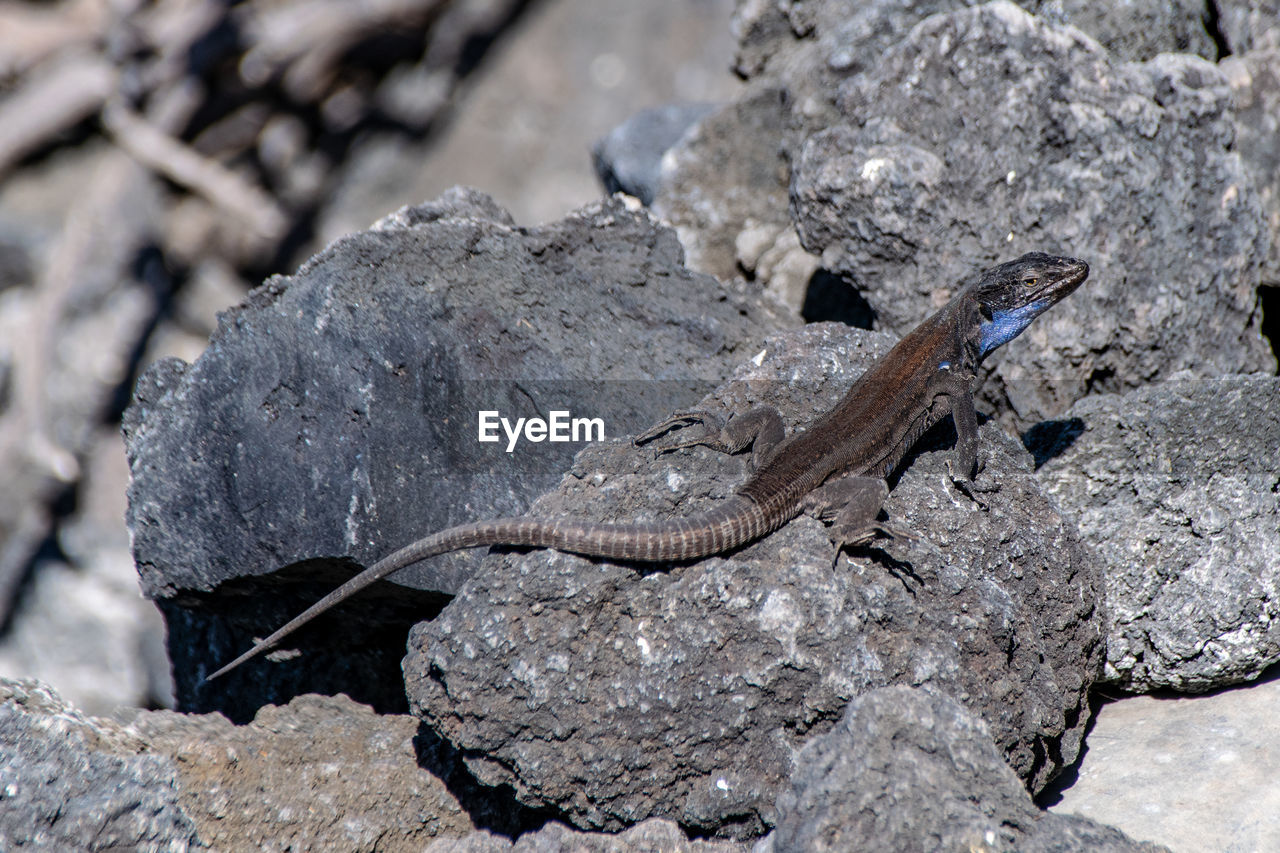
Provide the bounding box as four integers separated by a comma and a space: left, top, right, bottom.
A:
731, 0, 1217, 94
18, 1, 1262, 849
129, 693, 498, 852
763, 686, 1169, 853
404, 323, 1104, 837
789, 4, 1273, 424
124, 189, 788, 719
1031, 376, 1280, 692
645, 87, 866, 323
0, 677, 506, 853
648, 2, 1272, 429
651, 86, 806, 309
725, 0, 1218, 195
1218, 0, 1280, 53
0, 678, 199, 852
425, 819, 748, 853
1223, 47, 1280, 286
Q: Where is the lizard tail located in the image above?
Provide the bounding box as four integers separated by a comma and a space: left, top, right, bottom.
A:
206, 496, 783, 681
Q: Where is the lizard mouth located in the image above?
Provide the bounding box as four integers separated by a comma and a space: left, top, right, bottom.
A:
1037, 257, 1089, 301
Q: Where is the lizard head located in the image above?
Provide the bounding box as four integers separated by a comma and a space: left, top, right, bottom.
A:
973, 251, 1089, 358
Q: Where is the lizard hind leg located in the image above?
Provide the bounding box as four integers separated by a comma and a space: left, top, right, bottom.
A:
634, 406, 786, 470
801, 475, 919, 567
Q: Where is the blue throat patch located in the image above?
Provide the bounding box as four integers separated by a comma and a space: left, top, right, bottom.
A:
978, 300, 1049, 357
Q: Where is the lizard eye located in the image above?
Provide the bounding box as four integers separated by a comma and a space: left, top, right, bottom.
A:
1021, 276, 1038, 287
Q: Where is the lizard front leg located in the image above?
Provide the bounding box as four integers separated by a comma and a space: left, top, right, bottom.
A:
937, 368, 995, 507
634, 406, 786, 470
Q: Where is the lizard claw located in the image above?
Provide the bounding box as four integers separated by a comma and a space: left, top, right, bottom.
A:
945, 458, 993, 510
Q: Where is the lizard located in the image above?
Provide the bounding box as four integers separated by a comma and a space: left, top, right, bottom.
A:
207, 251, 1088, 681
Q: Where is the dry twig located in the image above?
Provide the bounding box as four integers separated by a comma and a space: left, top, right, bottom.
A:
102, 99, 290, 241
0, 54, 116, 178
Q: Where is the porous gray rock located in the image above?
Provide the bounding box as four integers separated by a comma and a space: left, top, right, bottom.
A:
763, 686, 1170, 853
649, 86, 843, 321
1222, 48, 1280, 286
0, 678, 199, 853
123, 188, 788, 719
654, 2, 1269, 427
1217, 0, 1280, 53
425, 818, 748, 852
0, 677, 497, 853
731, 0, 1216, 92
404, 323, 1104, 838
129, 692, 500, 852
790, 4, 1273, 425
1031, 376, 1280, 692
650, 86, 805, 306
726, 0, 1217, 182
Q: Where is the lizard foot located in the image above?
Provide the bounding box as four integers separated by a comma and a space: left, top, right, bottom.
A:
634, 410, 725, 452
634, 406, 785, 468
826, 522, 920, 568
945, 456, 998, 510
